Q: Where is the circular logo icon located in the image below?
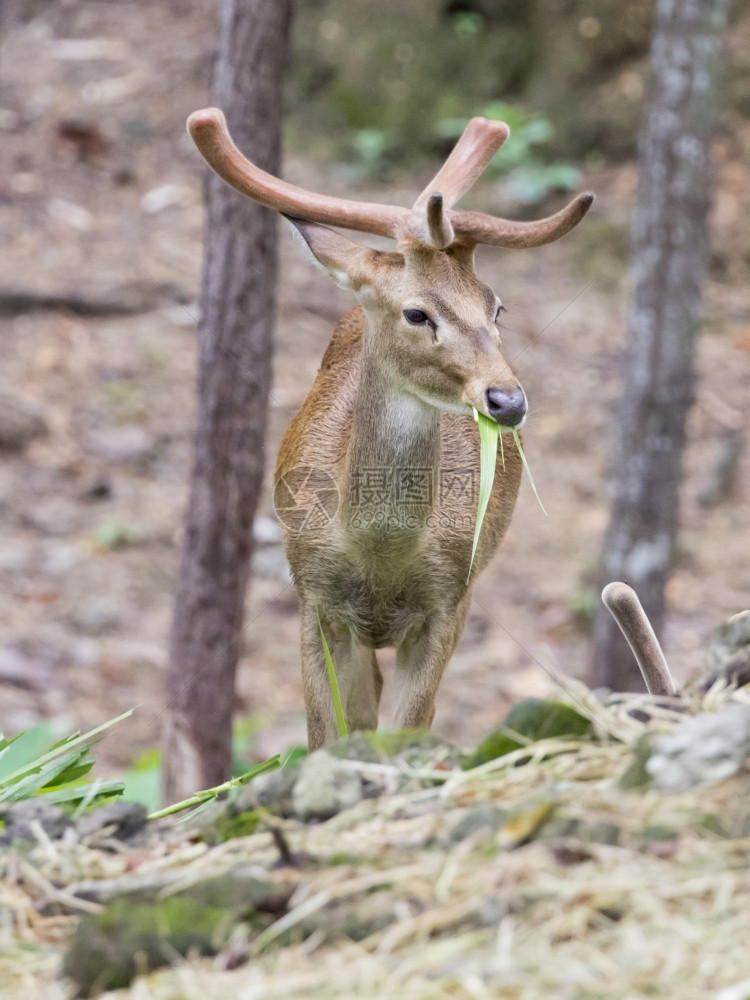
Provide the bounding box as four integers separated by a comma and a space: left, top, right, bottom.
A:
273, 466, 339, 532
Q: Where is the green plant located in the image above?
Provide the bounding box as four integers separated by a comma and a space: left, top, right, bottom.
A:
469, 411, 546, 580
439, 102, 582, 204
93, 519, 138, 550
147, 756, 281, 824
0, 711, 132, 812
317, 607, 348, 739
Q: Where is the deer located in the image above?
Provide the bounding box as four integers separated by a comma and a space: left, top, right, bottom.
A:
187, 108, 593, 750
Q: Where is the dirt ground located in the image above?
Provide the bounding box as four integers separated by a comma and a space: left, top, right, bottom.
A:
0, 0, 748, 774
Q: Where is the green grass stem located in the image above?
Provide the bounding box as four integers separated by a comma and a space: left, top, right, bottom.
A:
316, 607, 348, 739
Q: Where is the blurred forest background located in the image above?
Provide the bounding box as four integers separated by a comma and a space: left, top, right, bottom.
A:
0, 0, 748, 775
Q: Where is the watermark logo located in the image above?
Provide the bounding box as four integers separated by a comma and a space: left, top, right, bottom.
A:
275, 465, 478, 533
273, 466, 339, 532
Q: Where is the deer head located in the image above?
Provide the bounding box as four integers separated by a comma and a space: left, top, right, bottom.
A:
187, 109, 593, 428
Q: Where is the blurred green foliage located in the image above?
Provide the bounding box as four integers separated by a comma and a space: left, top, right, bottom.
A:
287, 0, 655, 193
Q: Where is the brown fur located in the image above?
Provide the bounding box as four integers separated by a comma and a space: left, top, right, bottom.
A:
275, 234, 523, 749
187, 108, 591, 751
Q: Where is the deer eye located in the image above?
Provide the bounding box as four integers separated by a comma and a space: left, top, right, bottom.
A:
403, 309, 431, 326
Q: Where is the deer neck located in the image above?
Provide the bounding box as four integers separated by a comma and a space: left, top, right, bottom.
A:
345, 347, 440, 520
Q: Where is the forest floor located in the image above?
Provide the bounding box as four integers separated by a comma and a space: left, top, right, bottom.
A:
0, 0, 748, 778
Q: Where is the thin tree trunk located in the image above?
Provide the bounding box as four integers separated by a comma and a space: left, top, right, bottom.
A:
591, 0, 729, 691
162, 0, 291, 804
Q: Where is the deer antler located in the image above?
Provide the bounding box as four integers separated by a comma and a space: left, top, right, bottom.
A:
187, 107, 593, 251
601, 582, 677, 697
188, 108, 409, 238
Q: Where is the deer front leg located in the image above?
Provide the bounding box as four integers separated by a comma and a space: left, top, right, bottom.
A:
300, 602, 383, 750
392, 595, 471, 730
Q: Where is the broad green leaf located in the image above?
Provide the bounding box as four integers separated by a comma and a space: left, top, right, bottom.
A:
0, 709, 132, 791
0, 746, 99, 803
0, 724, 56, 781
468, 409, 500, 581
465, 698, 591, 769
44, 779, 125, 807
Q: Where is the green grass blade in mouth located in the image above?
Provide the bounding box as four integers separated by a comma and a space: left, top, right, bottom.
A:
512, 426, 547, 515
468, 408, 500, 582
317, 606, 348, 738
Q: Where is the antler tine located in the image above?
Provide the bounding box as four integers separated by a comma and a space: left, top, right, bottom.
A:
413, 117, 510, 213
188, 107, 409, 238
425, 193, 454, 250
451, 191, 595, 250
601, 582, 677, 697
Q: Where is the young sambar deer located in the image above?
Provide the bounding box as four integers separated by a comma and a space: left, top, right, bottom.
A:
188, 109, 593, 749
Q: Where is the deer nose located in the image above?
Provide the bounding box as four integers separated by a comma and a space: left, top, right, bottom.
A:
485, 386, 526, 426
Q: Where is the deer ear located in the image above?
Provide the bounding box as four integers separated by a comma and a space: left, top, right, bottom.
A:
284, 217, 373, 290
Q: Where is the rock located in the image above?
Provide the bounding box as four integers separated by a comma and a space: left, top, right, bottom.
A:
646, 703, 750, 792
0, 799, 73, 844
586, 821, 621, 846
68, 867, 290, 912
703, 611, 750, 689
292, 749, 364, 821
24, 498, 78, 535
294, 888, 398, 942
235, 758, 302, 818
70, 599, 121, 635
41, 542, 80, 576
0, 392, 48, 450
62, 897, 226, 996
85, 425, 155, 462
326, 732, 383, 765
76, 802, 148, 843
448, 805, 508, 843
0, 646, 51, 689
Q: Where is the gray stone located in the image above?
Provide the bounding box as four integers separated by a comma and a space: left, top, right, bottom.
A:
646, 703, 750, 792
704, 611, 750, 688
1, 799, 73, 843
449, 805, 508, 843
292, 749, 364, 821
77, 802, 148, 842
0, 392, 47, 450
235, 760, 301, 817
70, 598, 121, 634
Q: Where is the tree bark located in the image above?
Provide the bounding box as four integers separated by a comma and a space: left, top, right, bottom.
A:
162, 0, 291, 803
591, 0, 729, 691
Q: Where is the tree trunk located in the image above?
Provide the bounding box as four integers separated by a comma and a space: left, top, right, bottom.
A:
591, 0, 729, 691
162, 0, 291, 804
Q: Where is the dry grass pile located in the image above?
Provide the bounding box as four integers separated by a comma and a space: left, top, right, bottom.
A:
2, 683, 750, 999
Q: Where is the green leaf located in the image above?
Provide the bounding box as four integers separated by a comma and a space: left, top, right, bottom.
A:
44, 779, 125, 807
147, 756, 281, 822
512, 426, 547, 514
465, 699, 591, 769
468, 409, 500, 581
0, 724, 54, 781
0, 710, 133, 796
